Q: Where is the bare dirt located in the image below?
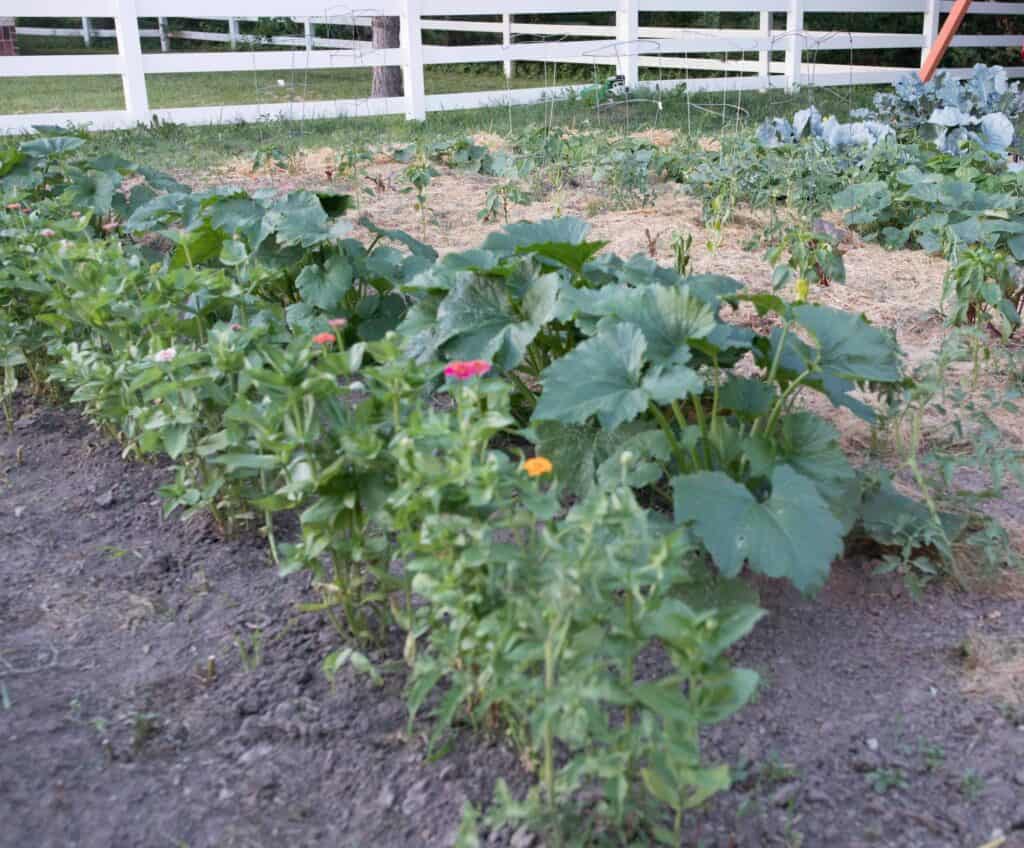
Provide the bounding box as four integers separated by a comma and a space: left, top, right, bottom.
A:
4, 397, 1024, 848
5, 151, 1024, 847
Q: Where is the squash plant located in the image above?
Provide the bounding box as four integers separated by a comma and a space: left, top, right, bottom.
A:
404, 218, 908, 592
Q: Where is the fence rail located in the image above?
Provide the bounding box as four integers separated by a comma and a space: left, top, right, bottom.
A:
1, 0, 1023, 133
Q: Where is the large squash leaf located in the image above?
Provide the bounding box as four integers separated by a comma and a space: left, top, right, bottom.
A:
601, 285, 718, 364
295, 253, 354, 311
775, 412, 860, 532
792, 304, 902, 384
533, 323, 702, 430
673, 466, 843, 592
435, 266, 560, 370
482, 217, 606, 272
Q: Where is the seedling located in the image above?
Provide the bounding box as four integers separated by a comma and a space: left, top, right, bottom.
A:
130, 711, 160, 752
866, 768, 908, 794
918, 740, 946, 772
671, 230, 693, 276
235, 629, 264, 672
959, 770, 985, 801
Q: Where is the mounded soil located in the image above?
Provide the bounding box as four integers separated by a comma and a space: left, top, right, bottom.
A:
4, 141, 1024, 846
3, 396, 1024, 848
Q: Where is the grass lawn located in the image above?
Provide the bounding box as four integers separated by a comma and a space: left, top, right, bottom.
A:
2, 35, 881, 171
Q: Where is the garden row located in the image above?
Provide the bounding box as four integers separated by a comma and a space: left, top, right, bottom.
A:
0, 68, 1021, 845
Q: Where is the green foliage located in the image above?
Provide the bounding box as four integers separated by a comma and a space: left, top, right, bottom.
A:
874, 327, 1023, 587
401, 412, 763, 842
765, 226, 846, 303
831, 143, 1024, 335
0, 140, 773, 844
479, 156, 533, 224
5, 113, 1019, 842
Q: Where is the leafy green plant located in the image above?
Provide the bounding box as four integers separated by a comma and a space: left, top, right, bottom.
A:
251, 145, 290, 172
334, 148, 374, 203
402, 152, 439, 237
942, 243, 1022, 335
396, 371, 763, 844
402, 216, 928, 592
867, 65, 1022, 152
875, 327, 1023, 587
478, 157, 533, 224
592, 142, 665, 209
671, 230, 693, 277
866, 767, 907, 794
765, 226, 846, 303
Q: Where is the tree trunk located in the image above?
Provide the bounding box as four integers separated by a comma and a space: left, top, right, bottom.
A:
371, 16, 403, 98
0, 17, 16, 57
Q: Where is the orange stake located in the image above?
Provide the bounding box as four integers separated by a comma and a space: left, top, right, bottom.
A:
919, 0, 973, 82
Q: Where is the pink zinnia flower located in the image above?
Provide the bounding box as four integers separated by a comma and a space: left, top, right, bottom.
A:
443, 360, 492, 380
230, 323, 242, 331
313, 332, 335, 345
39, 228, 56, 238
5, 203, 21, 211
154, 347, 177, 363
102, 219, 120, 233
327, 318, 347, 329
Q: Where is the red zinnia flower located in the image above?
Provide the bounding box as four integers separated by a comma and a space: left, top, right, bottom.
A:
313, 332, 335, 345
443, 360, 492, 380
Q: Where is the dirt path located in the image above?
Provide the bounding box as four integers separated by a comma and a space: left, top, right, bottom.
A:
2, 400, 1024, 847
0, 399, 522, 848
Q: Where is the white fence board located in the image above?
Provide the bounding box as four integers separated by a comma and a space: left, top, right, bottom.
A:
0, 55, 122, 77
4, 0, 1024, 133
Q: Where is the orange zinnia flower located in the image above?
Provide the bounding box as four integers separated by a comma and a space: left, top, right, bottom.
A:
522, 456, 553, 478
313, 332, 335, 345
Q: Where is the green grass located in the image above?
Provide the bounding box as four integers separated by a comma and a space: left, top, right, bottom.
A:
0, 66, 551, 113
4, 35, 882, 172
73, 84, 875, 172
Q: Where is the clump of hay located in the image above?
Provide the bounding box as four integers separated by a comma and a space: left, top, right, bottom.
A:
961, 630, 1024, 707
630, 128, 678, 148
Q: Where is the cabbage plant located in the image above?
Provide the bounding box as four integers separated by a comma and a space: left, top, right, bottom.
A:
756, 105, 893, 152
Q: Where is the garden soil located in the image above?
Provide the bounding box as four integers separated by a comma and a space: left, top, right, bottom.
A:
4, 156, 1024, 848
3, 399, 1024, 848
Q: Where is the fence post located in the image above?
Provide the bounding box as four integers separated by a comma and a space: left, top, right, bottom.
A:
158, 17, 170, 52
81, 17, 92, 47
921, 0, 941, 65
400, 0, 426, 120
113, 0, 150, 124
502, 13, 513, 79
304, 18, 314, 51
228, 17, 240, 49
784, 0, 803, 92
616, 0, 639, 88
758, 10, 770, 90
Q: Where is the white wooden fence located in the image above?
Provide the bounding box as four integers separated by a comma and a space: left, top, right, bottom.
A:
1, 0, 1023, 134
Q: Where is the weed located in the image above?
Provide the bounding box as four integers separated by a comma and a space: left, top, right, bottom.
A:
918, 740, 946, 772
670, 229, 693, 276
866, 767, 908, 794
130, 711, 160, 752
251, 145, 289, 173
402, 150, 439, 237
759, 753, 800, 786
959, 769, 985, 801
235, 629, 264, 672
